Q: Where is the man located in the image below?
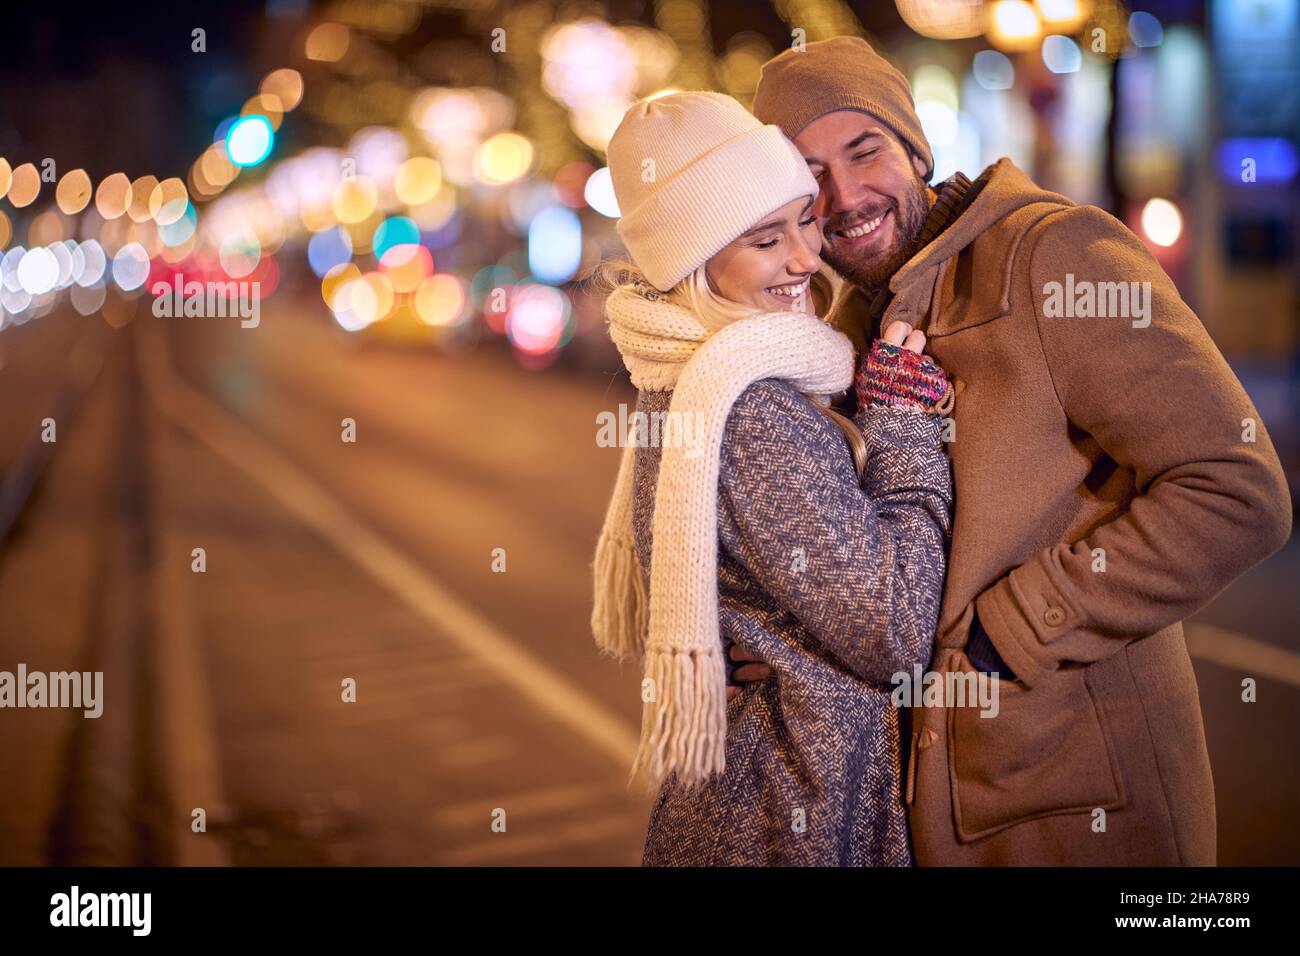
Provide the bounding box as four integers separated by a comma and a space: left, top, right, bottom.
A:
729, 36, 1292, 865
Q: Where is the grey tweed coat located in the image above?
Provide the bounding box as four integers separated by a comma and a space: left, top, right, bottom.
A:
631, 378, 953, 866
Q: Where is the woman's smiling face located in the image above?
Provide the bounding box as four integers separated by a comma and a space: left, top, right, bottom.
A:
704, 196, 823, 314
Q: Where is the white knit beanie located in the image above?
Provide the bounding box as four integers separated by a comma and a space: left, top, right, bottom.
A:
607, 91, 820, 292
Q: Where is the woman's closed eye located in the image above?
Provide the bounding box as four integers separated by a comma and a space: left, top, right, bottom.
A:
757, 218, 817, 249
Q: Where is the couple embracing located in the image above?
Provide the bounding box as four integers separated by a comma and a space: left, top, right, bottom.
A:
591, 37, 1291, 866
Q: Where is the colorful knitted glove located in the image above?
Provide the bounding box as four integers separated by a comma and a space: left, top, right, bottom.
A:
855, 339, 952, 413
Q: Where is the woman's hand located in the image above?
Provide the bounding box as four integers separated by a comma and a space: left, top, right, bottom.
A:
856, 321, 951, 412
882, 319, 927, 354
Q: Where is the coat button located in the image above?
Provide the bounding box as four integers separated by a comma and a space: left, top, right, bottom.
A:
1044, 606, 1066, 627
918, 728, 939, 750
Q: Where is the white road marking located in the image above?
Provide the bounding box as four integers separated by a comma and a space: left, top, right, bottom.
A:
1185, 622, 1300, 688
136, 324, 640, 771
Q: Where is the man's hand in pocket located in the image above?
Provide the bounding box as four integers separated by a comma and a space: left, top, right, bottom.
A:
725, 644, 772, 702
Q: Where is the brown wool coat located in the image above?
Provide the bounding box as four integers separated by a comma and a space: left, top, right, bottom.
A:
828, 158, 1293, 865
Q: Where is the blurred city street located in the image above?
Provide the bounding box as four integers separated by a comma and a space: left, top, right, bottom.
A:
0, 295, 659, 866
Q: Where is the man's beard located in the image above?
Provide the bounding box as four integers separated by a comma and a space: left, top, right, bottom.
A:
821, 175, 932, 291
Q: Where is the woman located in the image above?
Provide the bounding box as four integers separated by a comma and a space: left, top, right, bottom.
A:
591, 91, 953, 866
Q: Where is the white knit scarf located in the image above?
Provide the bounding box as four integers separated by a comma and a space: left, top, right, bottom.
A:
592, 282, 854, 791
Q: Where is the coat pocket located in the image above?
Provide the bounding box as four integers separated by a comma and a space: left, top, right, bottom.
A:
946, 650, 1126, 841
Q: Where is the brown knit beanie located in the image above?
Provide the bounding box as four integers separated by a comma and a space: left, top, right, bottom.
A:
752, 36, 934, 181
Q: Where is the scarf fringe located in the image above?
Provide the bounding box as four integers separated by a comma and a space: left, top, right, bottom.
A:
591, 527, 648, 662
627, 644, 728, 794
591, 441, 647, 662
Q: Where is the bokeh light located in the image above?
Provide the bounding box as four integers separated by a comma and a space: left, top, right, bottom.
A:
988, 0, 1042, 52
158, 203, 197, 247
243, 94, 284, 132
307, 227, 353, 278
1042, 34, 1082, 74
7, 163, 40, 208
1036, 0, 1089, 32
409, 186, 459, 234
332, 177, 378, 224
348, 127, 408, 184
372, 216, 420, 259
1129, 11, 1164, 48
973, 49, 1016, 91
553, 162, 595, 208
96, 173, 133, 220
261, 68, 304, 111
305, 22, 349, 62
475, 133, 535, 186
149, 178, 190, 226
128, 176, 160, 223
378, 244, 433, 293
76, 240, 107, 287
219, 230, 263, 278
226, 115, 275, 167
394, 157, 442, 206
28, 210, 66, 247
111, 242, 151, 291
413, 273, 467, 327
70, 282, 107, 316
1141, 198, 1183, 247
528, 206, 582, 284
56, 169, 92, 215
507, 284, 569, 355
1, 248, 24, 293
331, 272, 396, 331
195, 143, 240, 198
17, 248, 59, 295
583, 167, 620, 218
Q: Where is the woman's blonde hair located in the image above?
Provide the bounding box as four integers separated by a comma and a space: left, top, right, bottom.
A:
592, 258, 868, 479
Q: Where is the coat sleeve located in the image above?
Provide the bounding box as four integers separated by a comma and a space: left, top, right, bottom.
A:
717, 380, 953, 684
973, 205, 1293, 688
